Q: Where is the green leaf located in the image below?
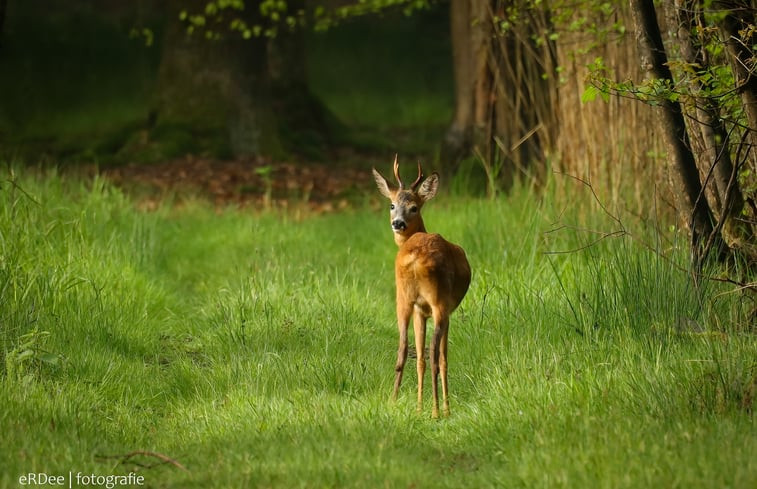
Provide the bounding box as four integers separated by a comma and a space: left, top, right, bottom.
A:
581, 85, 600, 103
142, 28, 154, 47
38, 353, 60, 365
13, 349, 35, 364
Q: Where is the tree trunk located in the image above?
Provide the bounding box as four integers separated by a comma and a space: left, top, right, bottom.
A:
153, 0, 279, 159
667, 0, 746, 233
441, 0, 554, 184
715, 1, 757, 261
717, 0, 757, 208
152, 0, 332, 161
0, 0, 7, 46
629, 0, 723, 263
717, 1, 757, 139
267, 5, 337, 160
441, 0, 488, 173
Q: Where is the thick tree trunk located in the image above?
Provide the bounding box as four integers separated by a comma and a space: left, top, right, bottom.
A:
152, 0, 331, 160
441, 0, 489, 173
629, 0, 723, 262
153, 0, 279, 158
267, 10, 336, 159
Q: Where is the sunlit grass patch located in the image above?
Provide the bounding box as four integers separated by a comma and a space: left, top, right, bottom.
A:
0, 166, 754, 488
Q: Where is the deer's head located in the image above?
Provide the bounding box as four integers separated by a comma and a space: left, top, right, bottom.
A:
372, 155, 439, 245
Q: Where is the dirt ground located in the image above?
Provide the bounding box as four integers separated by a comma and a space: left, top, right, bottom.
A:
102, 155, 377, 213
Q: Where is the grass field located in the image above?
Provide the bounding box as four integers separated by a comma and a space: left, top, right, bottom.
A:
1, 165, 755, 488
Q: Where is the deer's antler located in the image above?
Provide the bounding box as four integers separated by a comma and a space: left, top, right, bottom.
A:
393, 154, 404, 188
411, 161, 424, 190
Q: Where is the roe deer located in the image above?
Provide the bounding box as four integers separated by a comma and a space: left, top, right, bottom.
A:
372, 156, 471, 418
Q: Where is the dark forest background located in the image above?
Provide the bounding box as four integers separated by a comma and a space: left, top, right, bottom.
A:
1, 0, 755, 266
0, 0, 453, 164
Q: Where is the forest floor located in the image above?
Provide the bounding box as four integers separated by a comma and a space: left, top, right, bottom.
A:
101, 153, 379, 213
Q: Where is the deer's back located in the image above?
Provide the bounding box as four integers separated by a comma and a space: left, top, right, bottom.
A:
395, 233, 471, 314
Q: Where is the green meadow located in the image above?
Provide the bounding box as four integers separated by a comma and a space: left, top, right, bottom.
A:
1, 166, 754, 488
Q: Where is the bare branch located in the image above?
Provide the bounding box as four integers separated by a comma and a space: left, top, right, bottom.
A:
95, 451, 189, 472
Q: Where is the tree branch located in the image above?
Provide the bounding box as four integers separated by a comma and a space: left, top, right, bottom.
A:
95, 451, 189, 472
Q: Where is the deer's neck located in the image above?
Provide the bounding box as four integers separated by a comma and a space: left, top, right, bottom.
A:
393, 218, 426, 247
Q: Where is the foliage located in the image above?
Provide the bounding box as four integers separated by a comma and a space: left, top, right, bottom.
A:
487, 0, 628, 78
594, 1, 756, 263
500, 0, 757, 263
444, 0, 636, 189
1, 166, 755, 487
179, 0, 436, 39
583, 8, 751, 131
4, 328, 63, 383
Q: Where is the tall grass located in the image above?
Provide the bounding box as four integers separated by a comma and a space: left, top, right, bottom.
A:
0, 166, 755, 488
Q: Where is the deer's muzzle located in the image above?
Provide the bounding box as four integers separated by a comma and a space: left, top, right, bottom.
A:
392, 220, 407, 232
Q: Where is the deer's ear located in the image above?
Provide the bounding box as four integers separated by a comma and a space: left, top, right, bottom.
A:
417, 173, 439, 202
372, 168, 393, 199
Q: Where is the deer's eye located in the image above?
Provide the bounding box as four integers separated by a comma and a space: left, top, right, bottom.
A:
390, 204, 395, 210
410, 206, 418, 213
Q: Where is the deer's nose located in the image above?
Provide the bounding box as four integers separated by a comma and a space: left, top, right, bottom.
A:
392, 219, 407, 231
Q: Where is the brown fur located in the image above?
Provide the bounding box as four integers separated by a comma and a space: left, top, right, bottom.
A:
373, 158, 471, 418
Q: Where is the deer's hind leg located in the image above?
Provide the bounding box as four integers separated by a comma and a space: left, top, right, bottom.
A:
392, 302, 412, 401
412, 307, 427, 413
429, 308, 450, 419
439, 323, 450, 416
